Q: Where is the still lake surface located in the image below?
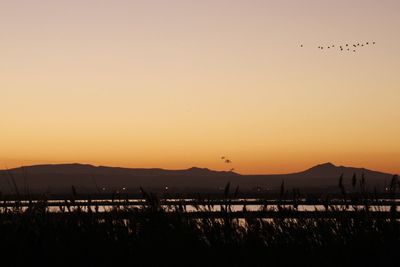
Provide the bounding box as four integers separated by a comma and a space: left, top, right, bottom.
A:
1, 198, 398, 213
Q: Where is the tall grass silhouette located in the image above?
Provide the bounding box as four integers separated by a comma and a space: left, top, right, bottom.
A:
0, 176, 399, 266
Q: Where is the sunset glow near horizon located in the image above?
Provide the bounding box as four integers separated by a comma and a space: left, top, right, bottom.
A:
1, 0, 400, 174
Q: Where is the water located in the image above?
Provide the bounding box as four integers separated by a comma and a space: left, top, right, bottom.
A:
0, 198, 397, 213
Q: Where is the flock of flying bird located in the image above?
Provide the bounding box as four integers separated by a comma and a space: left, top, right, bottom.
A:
300, 41, 376, 53
221, 156, 234, 172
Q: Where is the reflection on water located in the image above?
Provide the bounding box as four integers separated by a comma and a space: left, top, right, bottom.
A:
0, 198, 397, 213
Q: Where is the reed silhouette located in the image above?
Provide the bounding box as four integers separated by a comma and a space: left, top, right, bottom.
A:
0, 176, 399, 267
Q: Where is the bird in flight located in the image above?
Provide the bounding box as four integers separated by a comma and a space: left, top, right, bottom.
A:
302, 40, 377, 54
221, 156, 233, 171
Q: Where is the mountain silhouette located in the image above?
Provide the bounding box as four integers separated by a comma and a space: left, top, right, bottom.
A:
0, 162, 394, 194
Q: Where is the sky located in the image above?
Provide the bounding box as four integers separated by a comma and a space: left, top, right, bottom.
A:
1, 0, 400, 174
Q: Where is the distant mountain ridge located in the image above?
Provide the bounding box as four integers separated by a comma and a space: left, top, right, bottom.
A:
3, 163, 232, 176
303, 162, 388, 176
0, 162, 395, 194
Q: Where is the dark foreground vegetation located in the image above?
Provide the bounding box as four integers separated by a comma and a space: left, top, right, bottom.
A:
1, 178, 400, 267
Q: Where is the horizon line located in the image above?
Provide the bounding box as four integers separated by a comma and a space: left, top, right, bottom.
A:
1, 161, 395, 176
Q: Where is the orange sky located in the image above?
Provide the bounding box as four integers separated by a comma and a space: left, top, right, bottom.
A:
1, 0, 400, 174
